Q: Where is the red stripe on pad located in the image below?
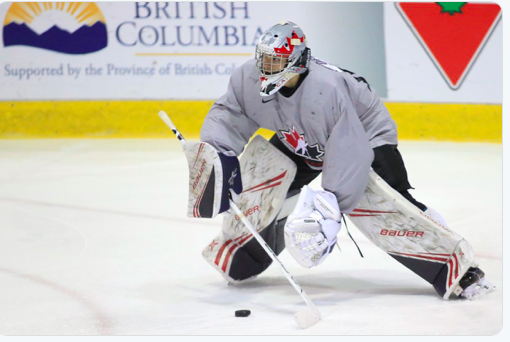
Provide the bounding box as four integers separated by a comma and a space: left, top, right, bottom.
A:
453, 253, 459, 278
250, 182, 283, 193
214, 239, 232, 266
448, 259, 454, 287
352, 208, 398, 214
238, 234, 253, 246
242, 171, 287, 193
222, 244, 239, 272
192, 143, 204, 169
418, 252, 452, 256
234, 233, 249, 242
388, 251, 448, 262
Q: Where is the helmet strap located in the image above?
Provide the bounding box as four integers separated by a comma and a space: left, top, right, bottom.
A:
294, 47, 311, 69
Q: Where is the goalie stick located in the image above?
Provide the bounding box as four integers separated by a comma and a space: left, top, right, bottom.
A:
158, 110, 322, 329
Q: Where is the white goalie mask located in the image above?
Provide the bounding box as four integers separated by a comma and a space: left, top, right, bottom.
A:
255, 21, 310, 96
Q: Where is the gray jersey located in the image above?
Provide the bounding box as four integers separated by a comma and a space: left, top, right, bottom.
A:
201, 57, 398, 213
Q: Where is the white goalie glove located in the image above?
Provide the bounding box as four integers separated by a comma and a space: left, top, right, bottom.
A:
284, 186, 342, 268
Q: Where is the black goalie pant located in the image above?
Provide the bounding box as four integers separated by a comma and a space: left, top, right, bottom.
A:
227, 134, 427, 282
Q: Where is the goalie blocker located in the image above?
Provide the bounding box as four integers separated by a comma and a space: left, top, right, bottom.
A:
183, 142, 242, 218
202, 136, 492, 299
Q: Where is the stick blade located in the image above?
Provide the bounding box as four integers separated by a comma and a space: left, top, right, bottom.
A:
294, 307, 321, 329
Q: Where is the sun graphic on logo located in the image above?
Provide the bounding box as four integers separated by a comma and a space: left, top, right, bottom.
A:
3, 2, 108, 54
4, 2, 106, 30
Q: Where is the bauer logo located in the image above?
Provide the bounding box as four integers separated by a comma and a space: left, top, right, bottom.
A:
396, 2, 501, 89
3, 2, 107, 54
380, 229, 424, 238
234, 205, 259, 221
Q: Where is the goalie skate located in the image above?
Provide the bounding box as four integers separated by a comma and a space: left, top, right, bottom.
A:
452, 267, 496, 300
461, 278, 496, 300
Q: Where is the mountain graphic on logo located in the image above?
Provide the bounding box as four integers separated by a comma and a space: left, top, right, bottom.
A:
3, 2, 107, 54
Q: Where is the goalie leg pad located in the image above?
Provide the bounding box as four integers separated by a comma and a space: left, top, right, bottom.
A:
228, 217, 287, 281
202, 135, 298, 282
202, 217, 287, 283
348, 169, 479, 298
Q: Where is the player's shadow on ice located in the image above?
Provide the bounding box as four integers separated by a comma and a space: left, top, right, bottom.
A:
199, 271, 436, 308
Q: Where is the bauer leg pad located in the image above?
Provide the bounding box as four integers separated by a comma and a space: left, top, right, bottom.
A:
202, 135, 297, 282
202, 217, 287, 283
348, 169, 480, 299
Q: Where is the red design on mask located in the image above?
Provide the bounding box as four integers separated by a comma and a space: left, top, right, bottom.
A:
274, 31, 304, 56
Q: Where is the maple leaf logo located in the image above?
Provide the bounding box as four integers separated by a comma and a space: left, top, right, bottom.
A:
282, 128, 301, 149
274, 31, 305, 56
396, 2, 501, 89
437, 2, 466, 15
279, 127, 324, 163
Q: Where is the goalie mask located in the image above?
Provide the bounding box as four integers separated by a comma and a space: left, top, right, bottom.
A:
255, 21, 310, 96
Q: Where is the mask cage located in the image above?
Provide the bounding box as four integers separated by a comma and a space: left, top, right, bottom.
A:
255, 45, 295, 77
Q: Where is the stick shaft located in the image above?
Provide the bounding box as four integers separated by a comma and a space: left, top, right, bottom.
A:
158, 110, 320, 318
159, 110, 186, 145
229, 200, 320, 314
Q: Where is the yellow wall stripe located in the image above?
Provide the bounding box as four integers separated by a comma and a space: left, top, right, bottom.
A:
385, 102, 502, 143
0, 100, 501, 142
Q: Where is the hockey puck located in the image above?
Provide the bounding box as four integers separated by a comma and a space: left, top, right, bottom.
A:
235, 310, 251, 317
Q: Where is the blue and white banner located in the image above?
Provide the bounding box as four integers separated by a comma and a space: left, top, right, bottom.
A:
0, 2, 342, 100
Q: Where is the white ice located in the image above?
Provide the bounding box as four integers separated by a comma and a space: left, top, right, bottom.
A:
0, 139, 502, 335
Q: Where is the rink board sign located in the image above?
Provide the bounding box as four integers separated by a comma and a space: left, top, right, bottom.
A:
0, 1, 349, 100
0, 2, 502, 104
384, 2, 502, 104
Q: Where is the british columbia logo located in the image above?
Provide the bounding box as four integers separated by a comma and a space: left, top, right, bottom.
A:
3, 2, 107, 54
396, 2, 501, 89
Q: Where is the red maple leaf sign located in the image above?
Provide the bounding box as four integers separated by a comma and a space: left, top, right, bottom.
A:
397, 2, 501, 89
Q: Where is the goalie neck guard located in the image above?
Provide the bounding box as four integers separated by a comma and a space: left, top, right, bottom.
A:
255, 21, 310, 96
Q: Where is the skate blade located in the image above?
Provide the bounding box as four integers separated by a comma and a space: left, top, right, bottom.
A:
461, 279, 496, 300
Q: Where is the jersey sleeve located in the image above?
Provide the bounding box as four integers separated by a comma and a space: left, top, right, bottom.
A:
200, 67, 260, 156
342, 72, 398, 148
321, 92, 374, 214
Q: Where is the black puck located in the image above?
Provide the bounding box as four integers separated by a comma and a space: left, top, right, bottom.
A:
235, 310, 251, 317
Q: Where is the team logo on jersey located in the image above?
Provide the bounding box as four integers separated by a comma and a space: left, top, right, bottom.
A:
3, 2, 107, 54
279, 127, 324, 167
396, 2, 501, 89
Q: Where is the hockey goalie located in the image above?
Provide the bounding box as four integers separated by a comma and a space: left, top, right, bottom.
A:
191, 21, 494, 300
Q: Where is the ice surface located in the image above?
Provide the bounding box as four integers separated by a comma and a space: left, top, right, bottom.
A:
0, 139, 502, 335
